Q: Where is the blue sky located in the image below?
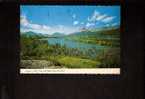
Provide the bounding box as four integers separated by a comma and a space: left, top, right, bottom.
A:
20, 5, 120, 35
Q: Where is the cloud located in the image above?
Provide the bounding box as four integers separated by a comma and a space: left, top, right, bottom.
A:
96, 14, 107, 21
20, 15, 80, 35
29, 24, 41, 30
81, 22, 84, 25
21, 15, 29, 26
88, 10, 115, 23
21, 15, 51, 33
86, 22, 95, 27
102, 16, 115, 23
72, 14, 76, 19
73, 21, 79, 25
88, 11, 107, 22
52, 26, 80, 35
105, 24, 111, 27
105, 22, 119, 27
42, 25, 51, 30
88, 11, 99, 22
111, 22, 118, 26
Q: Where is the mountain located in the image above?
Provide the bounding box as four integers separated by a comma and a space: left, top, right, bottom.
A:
68, 30, 99, 37
52, 32, 65, 37
65, 27, 120, 47
66, 27, 120, 43
21, 31, 37, 36
68, 27, 120, 37
21, 31, 50, 37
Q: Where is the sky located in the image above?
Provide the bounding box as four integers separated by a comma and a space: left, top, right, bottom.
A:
20, 5, 120, 35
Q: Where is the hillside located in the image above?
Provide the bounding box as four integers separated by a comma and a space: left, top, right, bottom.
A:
52, 32, 65, 37
66, 27, 120, 47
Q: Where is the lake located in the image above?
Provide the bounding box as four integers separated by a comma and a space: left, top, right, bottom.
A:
46, 37, 108, 51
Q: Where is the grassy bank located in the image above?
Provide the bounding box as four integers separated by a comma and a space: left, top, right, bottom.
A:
21, 56, 101, 69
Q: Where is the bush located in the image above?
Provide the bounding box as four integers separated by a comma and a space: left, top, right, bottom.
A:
96, 48, 120, 68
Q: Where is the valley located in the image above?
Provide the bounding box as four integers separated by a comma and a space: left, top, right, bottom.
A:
20, 27, 120, 68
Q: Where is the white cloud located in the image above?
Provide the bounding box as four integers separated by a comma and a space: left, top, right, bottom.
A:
105, 22, 119, 27
105, 24, 111, 27
88, 11, 99, 22
42, 25, 51, 30
20, 15, 80, 35
102, 16, 115, 23
96, 14, 107, 21
29, 24, 41, 30
73, 21, 79, 25
86, 23, 95, 27
88, 10, 115, 23
81, 22, 84, 25
88, 11, 105, 22
21, 15, 29, 26
72, 14, 76, 19
111, 22, 118, 26
52, 26, 80, 35
20, 15, 51, 33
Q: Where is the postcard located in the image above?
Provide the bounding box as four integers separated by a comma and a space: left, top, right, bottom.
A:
20, 5, 120, 74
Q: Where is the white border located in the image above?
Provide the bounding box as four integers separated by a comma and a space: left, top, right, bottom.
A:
20, 68, 120, 74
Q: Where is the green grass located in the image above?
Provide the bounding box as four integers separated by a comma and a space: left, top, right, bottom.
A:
56, 56, 101, 68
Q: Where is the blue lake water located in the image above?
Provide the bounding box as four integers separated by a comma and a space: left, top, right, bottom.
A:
46, 38, 108, 51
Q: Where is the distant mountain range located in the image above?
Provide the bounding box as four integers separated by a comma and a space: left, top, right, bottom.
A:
51, 32, 65, 36
21, 31, 37, 36
21, 26, 120, 38
21, 31, 49, 37
21, 31, 65, 37
66, 27, 120, 41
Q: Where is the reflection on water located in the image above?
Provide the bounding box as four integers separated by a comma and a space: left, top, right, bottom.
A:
47, 38, 107, 50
